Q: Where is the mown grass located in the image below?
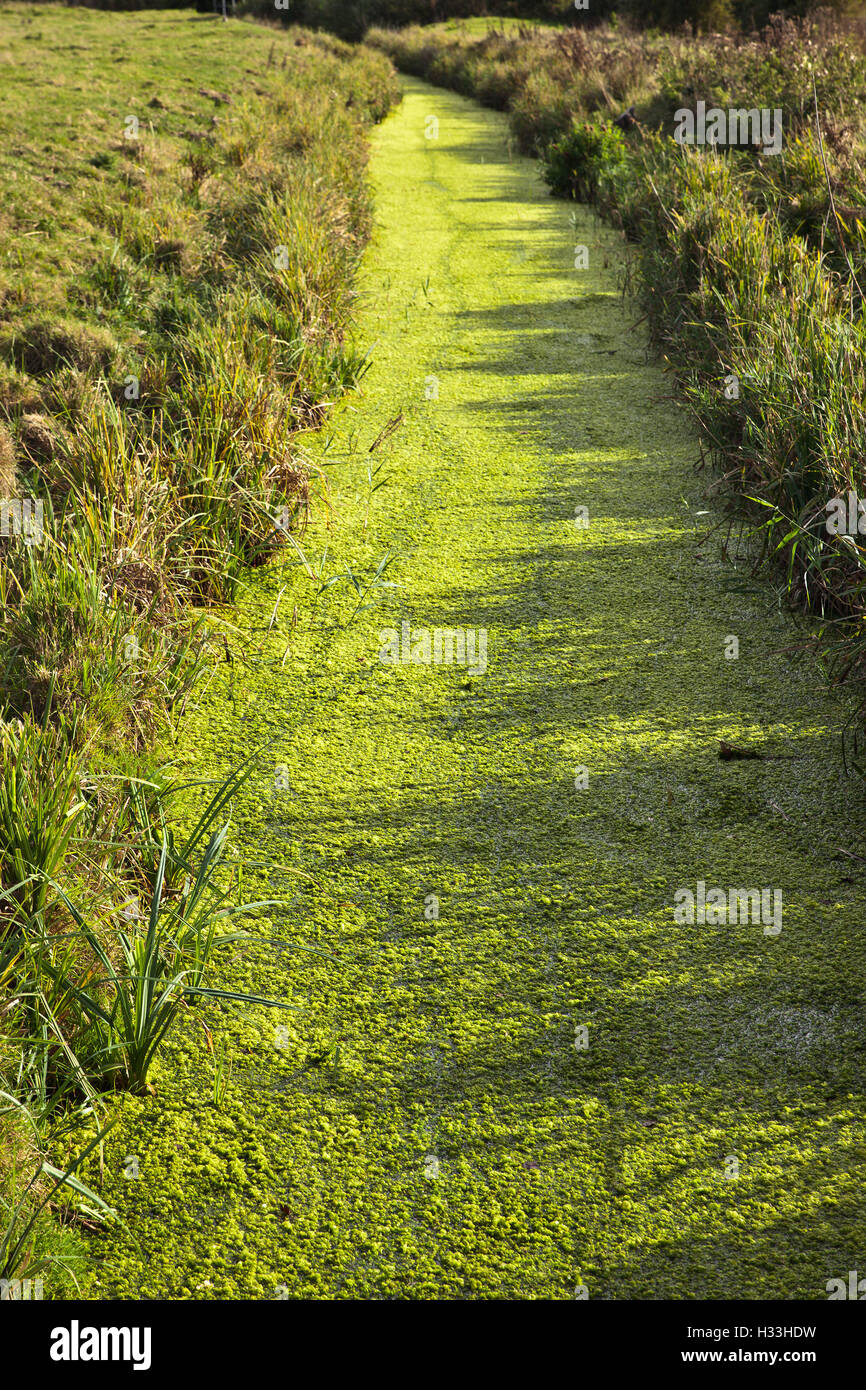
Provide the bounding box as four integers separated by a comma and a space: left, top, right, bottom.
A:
369, 11, 866, 752
0, 2, 397, 1296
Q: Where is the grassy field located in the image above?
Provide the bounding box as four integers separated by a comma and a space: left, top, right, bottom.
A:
0, 3, 396, 1295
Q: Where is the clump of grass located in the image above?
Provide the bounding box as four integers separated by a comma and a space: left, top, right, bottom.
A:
2, 321, 117, 378
0, 423, 16, 496
16, 413, 60, 465
0, 715, 86, 925
43, 766, 291, 1095
0, 1104, 116, 1295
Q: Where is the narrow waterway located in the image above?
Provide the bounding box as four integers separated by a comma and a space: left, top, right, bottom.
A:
92, 77, 866, 1301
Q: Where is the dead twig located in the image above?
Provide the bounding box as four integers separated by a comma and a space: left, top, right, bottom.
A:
368, 412, 404, 453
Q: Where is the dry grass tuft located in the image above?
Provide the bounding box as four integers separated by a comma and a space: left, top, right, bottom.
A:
17, 411, 59, 463
0, 422, 16, 495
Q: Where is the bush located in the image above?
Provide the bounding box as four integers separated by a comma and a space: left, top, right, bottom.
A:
543, 118, 626, 201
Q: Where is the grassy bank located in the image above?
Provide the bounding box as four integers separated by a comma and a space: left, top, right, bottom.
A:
369, 15, 866, 747
0, 3, 396, 1296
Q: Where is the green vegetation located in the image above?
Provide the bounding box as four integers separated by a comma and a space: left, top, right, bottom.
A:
239, 0, 860, 45
3, 1, 866, 1305
0, 3, 396, 1295
78, 76, 866, 1301
370, 13, 866, 745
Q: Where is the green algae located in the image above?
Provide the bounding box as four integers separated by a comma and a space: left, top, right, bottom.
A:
80, 78, 866, 1301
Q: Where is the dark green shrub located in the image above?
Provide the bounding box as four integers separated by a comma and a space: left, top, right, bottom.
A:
543, 118, 626, 202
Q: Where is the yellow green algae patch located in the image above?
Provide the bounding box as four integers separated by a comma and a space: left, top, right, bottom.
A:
81, 79, 866, 1300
